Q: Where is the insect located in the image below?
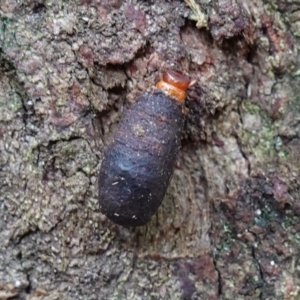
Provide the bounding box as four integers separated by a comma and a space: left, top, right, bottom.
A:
98, 70, 191, 226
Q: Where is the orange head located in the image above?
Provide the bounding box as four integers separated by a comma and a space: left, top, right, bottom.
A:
156, 70, 191, 102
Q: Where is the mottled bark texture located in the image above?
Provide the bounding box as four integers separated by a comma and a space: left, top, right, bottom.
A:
99, 92, 184, 226
0, 0, 299, 299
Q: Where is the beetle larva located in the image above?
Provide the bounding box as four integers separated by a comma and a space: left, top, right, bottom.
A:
98, 70, 191, 226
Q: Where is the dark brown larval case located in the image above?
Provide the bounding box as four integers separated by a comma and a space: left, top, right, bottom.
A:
98, 91, 184, 226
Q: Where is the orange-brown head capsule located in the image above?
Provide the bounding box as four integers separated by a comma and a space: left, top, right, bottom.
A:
156, 70, 191, 102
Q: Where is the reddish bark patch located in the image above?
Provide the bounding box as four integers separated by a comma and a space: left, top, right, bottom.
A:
125, 4, 146, 33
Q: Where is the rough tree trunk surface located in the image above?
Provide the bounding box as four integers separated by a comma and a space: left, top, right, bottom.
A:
0, 0, 299, 299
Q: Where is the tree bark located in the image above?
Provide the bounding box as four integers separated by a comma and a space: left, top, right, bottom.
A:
0, 0, 299, 299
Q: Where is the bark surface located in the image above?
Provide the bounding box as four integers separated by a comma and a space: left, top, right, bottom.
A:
0, 0, 299, 299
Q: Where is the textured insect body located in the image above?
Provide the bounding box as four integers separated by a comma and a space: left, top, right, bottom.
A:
98, 70, 191, 226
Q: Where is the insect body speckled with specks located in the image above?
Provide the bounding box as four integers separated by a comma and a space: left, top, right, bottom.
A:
98, 70, 192, 226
